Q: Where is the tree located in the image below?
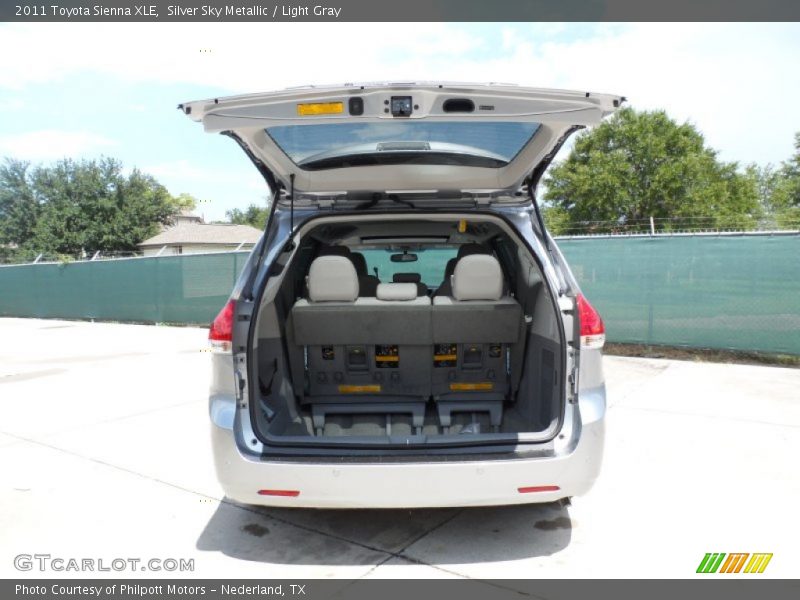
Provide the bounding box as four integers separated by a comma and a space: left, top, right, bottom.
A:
770, 132, 800, 229
543, 108, 761, 234
0, 159, 40, 250
170, 192, 198, 213
0, 156, 187, 258
226, 202, 269, 228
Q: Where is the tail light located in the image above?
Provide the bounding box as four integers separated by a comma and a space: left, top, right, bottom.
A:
518, 485, 560, 494
258, 489, 300, 497
577, 293, 605, 349
209, 299, 235, 353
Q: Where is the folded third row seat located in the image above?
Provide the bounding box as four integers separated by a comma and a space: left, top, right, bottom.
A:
289, 253, 522, 435
431, 254, 523, 432
290, 256, 431, 434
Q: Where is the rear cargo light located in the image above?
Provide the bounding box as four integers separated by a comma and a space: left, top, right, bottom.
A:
518, 485, 560, 493
577, 293, 605, 349
208, 299, 235, 353
257, 489, 300, 497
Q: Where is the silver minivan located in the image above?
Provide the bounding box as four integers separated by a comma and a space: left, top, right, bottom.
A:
182, 82, 616, 508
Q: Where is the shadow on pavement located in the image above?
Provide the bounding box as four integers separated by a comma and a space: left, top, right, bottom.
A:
197, 498, 572, 565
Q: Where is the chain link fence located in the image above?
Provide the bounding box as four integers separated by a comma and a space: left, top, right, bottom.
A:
0, 233, 798, 355
0, 252, 250, 324
546, 214, 800, 237
0, 250, 147, 266
557, 232, 800, 355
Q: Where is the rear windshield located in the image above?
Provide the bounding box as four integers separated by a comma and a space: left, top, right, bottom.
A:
266, 122, 540, 169
359, 247, 458, 287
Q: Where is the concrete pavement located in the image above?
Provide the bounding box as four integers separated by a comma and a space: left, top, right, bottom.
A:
0, 318, 797, 581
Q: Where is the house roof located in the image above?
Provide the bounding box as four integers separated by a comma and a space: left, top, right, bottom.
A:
138, 223, 262, 247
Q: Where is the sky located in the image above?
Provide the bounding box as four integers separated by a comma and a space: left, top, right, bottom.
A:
0, 22, 799, 222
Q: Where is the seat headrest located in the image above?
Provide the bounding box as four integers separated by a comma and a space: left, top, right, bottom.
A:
457, 242, 490, 259
392, 272, 421, 283
319, 245, 351, 257
376, 282, 418, 301
307, 256, 359, 302
349, 252, 369, 277
451, 255, 504, 301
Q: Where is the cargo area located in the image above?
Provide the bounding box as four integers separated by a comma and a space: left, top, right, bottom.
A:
248, 214, 570, 450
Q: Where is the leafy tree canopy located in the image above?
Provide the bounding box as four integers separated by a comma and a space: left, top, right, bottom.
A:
225, 202, 269, 229
768, 133, 800, 228
543, 108, 762, 234
0, 156, 188, 258
170, 192, 198, 213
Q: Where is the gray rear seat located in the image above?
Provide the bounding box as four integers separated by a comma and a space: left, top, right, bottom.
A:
431, 254, 523, 432
291, 256, 431, 435
434, 242, 490, 297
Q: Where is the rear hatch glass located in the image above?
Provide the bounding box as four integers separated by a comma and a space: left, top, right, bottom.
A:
267, 122, 541, 169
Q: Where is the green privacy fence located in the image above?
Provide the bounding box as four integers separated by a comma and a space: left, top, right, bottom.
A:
0, 234, 798, 355
557, 233, 800, 355
0, 252, 250, 325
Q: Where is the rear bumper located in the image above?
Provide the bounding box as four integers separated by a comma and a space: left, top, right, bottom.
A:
209, 395, 605, 509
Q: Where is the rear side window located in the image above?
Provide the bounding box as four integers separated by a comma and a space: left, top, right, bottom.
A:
359, 247, 458, 287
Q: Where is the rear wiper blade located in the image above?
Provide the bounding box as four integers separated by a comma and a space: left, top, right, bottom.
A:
354, 193, 416, 210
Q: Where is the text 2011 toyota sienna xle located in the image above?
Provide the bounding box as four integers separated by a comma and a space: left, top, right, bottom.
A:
181, 82, 618, 508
